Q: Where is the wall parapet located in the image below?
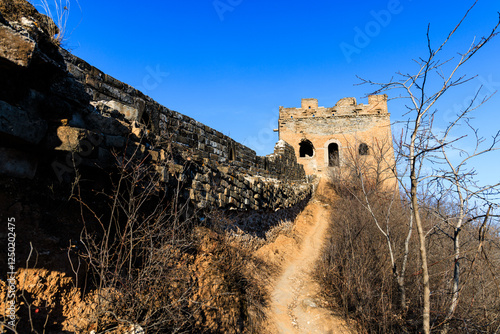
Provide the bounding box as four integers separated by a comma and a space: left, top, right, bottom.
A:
279, 95, 388, 120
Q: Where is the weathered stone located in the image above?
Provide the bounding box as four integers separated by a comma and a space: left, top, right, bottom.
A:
169, 164, 183, 174
148, 150, 159, 161
156, 165, 169, 182
50, 76, 90, 105
93, 100, 139, 122
0, 100, 47, 144
0, 23, 35, 67
52, 126, 98, 152
84, 111, 129, 136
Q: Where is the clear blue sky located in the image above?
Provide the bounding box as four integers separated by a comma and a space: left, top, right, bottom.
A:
36, 0, 500, 186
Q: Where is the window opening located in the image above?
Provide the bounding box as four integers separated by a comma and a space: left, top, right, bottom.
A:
299, 140, 314, 158
328, 143, 339, 167
359, 143, 369, 155
229, 145, 236, 161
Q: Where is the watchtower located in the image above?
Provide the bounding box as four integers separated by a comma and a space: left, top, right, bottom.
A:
276, 95, 395, 179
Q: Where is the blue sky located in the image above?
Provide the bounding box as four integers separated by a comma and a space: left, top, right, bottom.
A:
36, 0, 500, 186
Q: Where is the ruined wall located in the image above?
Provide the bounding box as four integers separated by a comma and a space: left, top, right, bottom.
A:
0, 1, 311, 212
278, 96, 395, 177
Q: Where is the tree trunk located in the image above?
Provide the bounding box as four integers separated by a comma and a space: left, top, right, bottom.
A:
411, 179, 431, 334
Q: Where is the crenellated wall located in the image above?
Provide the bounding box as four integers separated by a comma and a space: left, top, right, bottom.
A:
0, 0, 311, 213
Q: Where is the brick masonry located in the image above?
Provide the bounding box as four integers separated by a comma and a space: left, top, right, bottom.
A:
0, 1, 311, 212
278, 96, 396, 184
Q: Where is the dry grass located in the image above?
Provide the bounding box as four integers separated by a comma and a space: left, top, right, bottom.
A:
29, 0, 80, 45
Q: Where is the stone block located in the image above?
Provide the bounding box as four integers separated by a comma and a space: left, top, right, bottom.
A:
203, 183, 211, 192
134, 97, 146, 122
156, 165, 169, 182
93, 99, 139, 122
84, 111, 129, 136
169, 164, 184, 174
51, 76, 90, 105
0, 100, 47, 144
66, 62, 85, 81
51, 126, 100, 153
228, 197, 239, 206
192, 180, 202, 190
0, 24, 35, 67
148, 150, 160, 161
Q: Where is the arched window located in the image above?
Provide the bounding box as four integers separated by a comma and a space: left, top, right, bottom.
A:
328, 143, 339, 167
299, 140, 314, 157
359, 143, 369, 156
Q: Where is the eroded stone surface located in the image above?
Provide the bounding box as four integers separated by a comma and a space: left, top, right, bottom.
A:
0, 23, 35, 67
0, 100, 47, 144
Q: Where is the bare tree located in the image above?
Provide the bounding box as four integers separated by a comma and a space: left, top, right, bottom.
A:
359, 2, 500, 332
331, 137, 413, 311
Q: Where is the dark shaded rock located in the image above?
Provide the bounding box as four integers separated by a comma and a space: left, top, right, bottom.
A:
0, 100, 47, 144
84, 110, 130, 136
0, 11, 8, 26
0, 147, 37, 178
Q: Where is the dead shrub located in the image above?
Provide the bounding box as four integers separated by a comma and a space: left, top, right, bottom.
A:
70, 147, 271, 333
316, 175, 500, 333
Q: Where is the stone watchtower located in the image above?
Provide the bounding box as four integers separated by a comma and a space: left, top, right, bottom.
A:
276, 95, 395, 177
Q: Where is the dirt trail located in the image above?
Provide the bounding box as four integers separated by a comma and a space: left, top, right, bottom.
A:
259, 179, 355, 334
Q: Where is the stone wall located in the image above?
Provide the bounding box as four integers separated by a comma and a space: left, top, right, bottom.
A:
0, 1, 311, 212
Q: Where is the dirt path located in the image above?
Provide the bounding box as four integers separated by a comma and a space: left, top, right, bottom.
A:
259, 179, 355, 334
